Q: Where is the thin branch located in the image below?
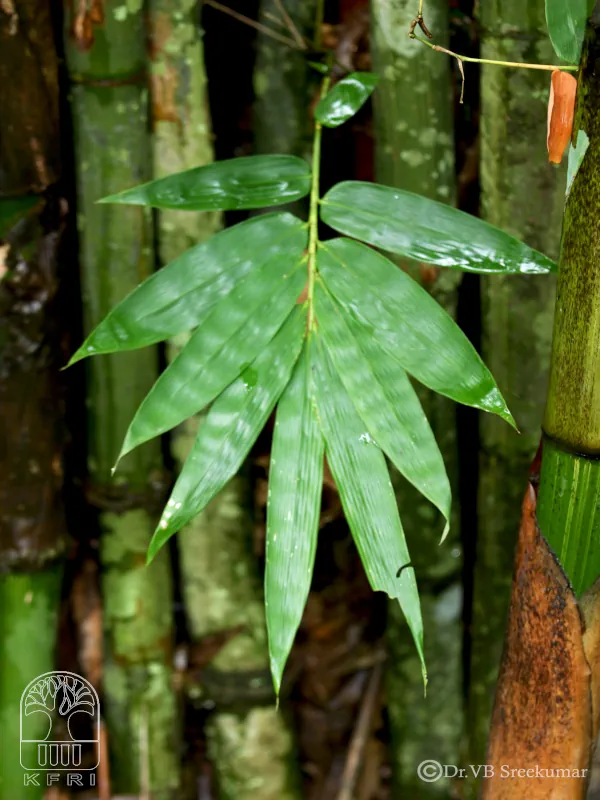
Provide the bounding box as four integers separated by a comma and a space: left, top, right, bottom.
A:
336, 663, 384, 800
204, 0, 301, 48
412, 33, 579, 72
98, 719, 110, 800
261, 9, 287, 28
274, 0, 308, 49
313, 0, 325, 50
139, 704, 150, 800
456, 55, 465, 103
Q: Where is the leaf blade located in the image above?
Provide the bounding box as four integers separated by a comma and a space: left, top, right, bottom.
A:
147, 306, 307, 560
320, 181, 557, 275
119, 254, 307, 459
266, 342, 324, 694
315, 72, 379, 128
546, 0, 586, 64
311, 335, 426, 684
314, 280, 451, 539
100, 155, 311, 211
0, 196, 40, 239
68, 213, 307, 362
318, 238, 515, 427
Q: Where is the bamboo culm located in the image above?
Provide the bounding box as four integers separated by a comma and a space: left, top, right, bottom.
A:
467, 1, 566, 790
0, 4, 67, 798
63, 2, 179, 794
370, 1, 463, 796
152, 1, 302, 795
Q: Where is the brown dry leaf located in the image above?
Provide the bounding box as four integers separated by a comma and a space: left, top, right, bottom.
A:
482, 484, 592, 798
71, 558, 103, 689
418, 262, 441, 286
581, 576, 600, 742
547, 70, 577, 164
356, 739, 384, 800
0, 243, 9, 280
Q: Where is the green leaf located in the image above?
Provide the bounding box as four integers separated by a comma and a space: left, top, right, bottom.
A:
99, 155, 312, 211
68, 213, 306, 363
567, 130, 589, 198
119, 253, 307, 460
315, 72, 379, 128
546, 0, 586, 64
311, 335, 426, 684
0, 196, 40, 239
308, 60, 329, 74
314, 280, 451, 539
318, 238, 515, 427
147, 307, 306, 561
320, 181, 557, 274
265, 343, 324, 695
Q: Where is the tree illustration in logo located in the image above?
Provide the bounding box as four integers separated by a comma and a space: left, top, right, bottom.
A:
24, 673, 96, 741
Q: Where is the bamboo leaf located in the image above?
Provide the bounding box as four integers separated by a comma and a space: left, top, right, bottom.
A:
567, 130, 590, 198
318, 238, 515, 427
0, 196, 40, 239
99, 155, 312, 210
311, 335, 426, 684
546, 0, 586, 64
147, 307, 306, 560
308, 60, 329, 74
68, 213, 307, 363
266, 343, 324, 694
314, 280, 451, 539
320, 181, 557, 274
119, 254, 306, 460
315, 72, 379, 128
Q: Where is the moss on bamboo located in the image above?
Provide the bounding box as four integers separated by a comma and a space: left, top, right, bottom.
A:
0, 6, 67, 798
63, 2, 179, 794
370, 1, 462, 795
151, 3, 301, 794
253, 0, 316, 162
468, 0, 566, 785
539, 10, 600, 596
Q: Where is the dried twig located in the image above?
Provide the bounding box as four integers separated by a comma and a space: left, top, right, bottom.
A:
412, 32, 578, 72
98, 719, 111, 800
336, 662, 384, 800
139, 705, 150, 800
261, 9, 287, 28
274, 0, 307, 49
204, 0, 301, 48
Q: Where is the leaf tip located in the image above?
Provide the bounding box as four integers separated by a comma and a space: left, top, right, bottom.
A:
439, 520, 450, 544
96, 195, 115, 205
269, 656, 283, 700
64, 346, 89, 368
116, 431, 136, 466
505, 411, 519, 433
97, 191, 138, 206
147, 523, 171, 564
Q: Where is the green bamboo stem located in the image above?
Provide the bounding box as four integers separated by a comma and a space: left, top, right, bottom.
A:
253, 0, 316, 163
539, 9, 600, 597
0, 5, 67, 798
370, 1, 462, 795
149, 0, 220, 265
150, 3, 300, 796
179, 467, 299, 800
0, 569, 64, 797
537, 439, 600, 595
63, 4, 178, 795
468, 0, 566, 786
